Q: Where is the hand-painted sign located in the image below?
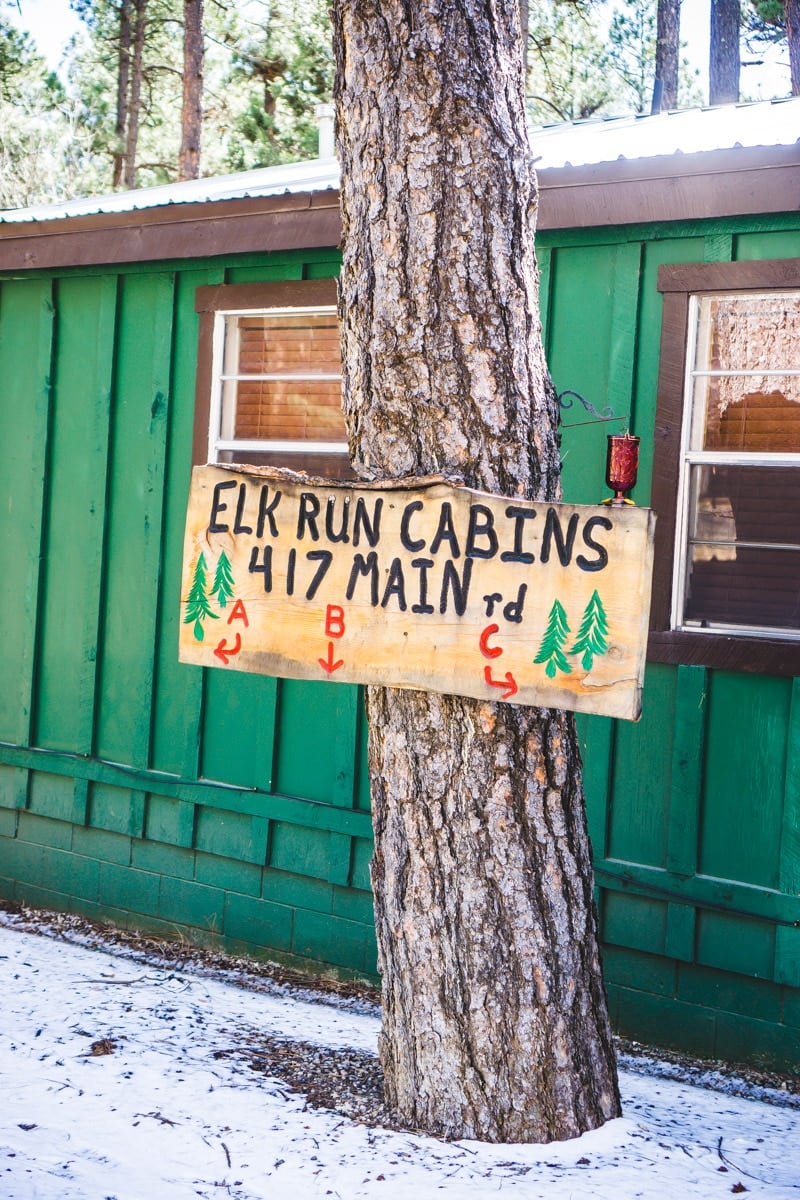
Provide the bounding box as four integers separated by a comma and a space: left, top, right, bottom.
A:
180, 465, 655, 720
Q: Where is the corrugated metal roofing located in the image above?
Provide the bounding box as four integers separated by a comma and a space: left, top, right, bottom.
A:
529, 95, 800, 168
0, 156, 341, 224
1, 96, 798, 225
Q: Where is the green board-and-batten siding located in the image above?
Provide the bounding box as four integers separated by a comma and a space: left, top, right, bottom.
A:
0, 220, 799, 1069
0, 250, 376, 979
543, 217, 800, 1068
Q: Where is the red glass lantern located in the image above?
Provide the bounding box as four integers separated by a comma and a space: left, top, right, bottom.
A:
605, 433, 640, 505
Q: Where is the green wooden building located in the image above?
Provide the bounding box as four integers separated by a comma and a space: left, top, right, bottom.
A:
1, 99, 798, 1073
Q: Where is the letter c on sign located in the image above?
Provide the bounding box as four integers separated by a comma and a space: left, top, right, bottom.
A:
479, 624, 503, 659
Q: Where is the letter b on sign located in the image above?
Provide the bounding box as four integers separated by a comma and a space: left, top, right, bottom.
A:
325, 604, 346, 639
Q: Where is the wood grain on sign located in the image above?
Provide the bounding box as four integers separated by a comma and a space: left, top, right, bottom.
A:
180, 464, 656, 721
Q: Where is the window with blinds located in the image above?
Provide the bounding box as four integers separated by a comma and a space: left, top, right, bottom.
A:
673, 290, 800, 638
208, 300, 353, 480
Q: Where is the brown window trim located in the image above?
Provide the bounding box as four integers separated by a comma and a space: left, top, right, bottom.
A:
192, 277, 339, 468
649, 257, 800, 678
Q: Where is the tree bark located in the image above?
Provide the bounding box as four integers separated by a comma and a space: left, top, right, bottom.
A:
179, 0, 204, 180
113, 0, 132, 189
709, 0, 740, 104
787, 0, 800, 95
331, 0, 620, 1144
124, 0, 148, 189
652, 0, 681, 111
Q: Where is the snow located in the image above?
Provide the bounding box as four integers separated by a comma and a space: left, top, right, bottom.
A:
1, 916, 798, 1200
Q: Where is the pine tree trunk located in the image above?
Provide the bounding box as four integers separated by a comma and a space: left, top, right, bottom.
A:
331, 0, 620, 1144
124, 0, 148, 189
709, 0, 740, 104
653, 0, 681, 111
179, 0, 204, 180
113, 0, 132, 189
787, 0, 800, 95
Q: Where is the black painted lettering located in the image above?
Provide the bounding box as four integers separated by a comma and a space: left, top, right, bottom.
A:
541, 507, 579, 566
439, 558, 473, 616
233, 483, 253, 535
577, 515, 612, 572
208, 479, 236, 533
410, 557, 435, 614
503, 583, 527, 624
483, 592, 503, 617
325, 495, 350, 544
346, 552, 379, 606
297, 492, 321, 541
381, 558, 407, 611
353, 496, 383, 548
286, 546, 296, 595
256, 486, 282, 539
501, 506, 537, 564
430, 502, 461, 557
305, 549, 333, 599
466, 505, 498, 559
248, 545, 273, 591
400, 501, 425, 552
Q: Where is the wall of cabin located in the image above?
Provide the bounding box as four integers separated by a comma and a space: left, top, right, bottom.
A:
0, 215, 798, 1069
542, 217, 800, 1068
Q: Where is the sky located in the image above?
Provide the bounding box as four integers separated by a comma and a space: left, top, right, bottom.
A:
2, 911, 800, 1200
10, 0, 81, 68
7, 0, 793, 108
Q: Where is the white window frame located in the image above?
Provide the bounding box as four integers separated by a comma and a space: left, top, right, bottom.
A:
670, 290, 800, 642
207, 303, 347, 467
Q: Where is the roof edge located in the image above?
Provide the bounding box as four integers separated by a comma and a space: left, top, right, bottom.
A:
0, 143, 796, 272
536, 143, 800, 231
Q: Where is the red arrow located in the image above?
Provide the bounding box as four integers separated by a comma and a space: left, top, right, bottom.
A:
214, 632, 242, 664
318, 641, 344, 675
484, 664, 518, 700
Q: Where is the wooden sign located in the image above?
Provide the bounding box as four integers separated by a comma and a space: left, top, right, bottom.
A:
179, 465, 655, 720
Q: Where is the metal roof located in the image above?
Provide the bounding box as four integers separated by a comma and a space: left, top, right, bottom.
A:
0, 156, 341, 224
1, 97, 798, 225
530, 95, 800, 167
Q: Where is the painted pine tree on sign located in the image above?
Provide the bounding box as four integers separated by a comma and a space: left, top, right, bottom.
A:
184, 552, 217, 640
212, 550, 235, 609
570, 590, 610, 671
534, 598, 573, 678
331, 0, 620, 1145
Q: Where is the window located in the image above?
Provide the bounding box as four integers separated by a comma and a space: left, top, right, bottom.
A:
194, 279, 353, 479
650, 259, 800, 676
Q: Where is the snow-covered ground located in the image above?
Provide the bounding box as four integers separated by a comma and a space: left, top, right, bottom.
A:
1, 914, 798, 1200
